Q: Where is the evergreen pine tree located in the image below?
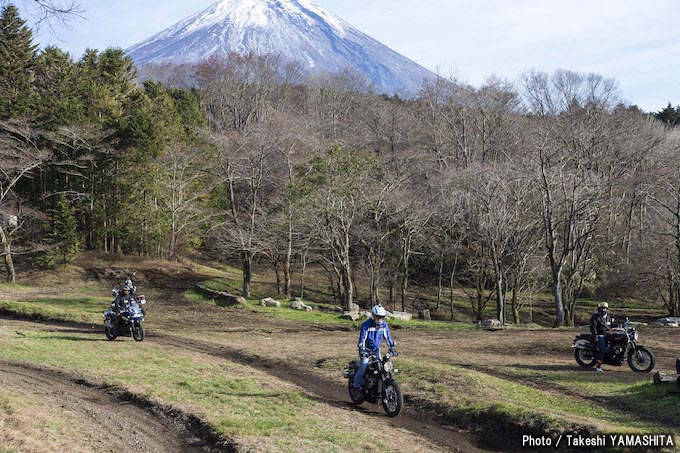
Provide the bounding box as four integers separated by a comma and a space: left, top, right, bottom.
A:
0, 4, 38, 118
34, 46, 81, 127
44, 196, 80, 267
654, 102, 680, 127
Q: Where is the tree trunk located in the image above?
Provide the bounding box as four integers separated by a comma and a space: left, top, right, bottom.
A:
551, 268, 565, 327
0, 225, 16, 283
491, 246, 505, 324
299, 249, 307, 299
436, 251, 444, 311
449, 268, 455, 322
389, 279, 395, 312
495, 277, 504, 324
273, 258, 282, 295
511, 286, 520, 324
341, 263, 354, 310
242, 250, 252, 298
400, 235, 411, 312
283, 209, 292, 299
170, 220, 178, 259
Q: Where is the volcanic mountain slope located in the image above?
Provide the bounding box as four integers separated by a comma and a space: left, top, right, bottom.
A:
125, 0, 437, 96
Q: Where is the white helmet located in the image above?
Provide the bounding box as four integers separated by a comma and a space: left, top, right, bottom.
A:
371, 305, 387, 317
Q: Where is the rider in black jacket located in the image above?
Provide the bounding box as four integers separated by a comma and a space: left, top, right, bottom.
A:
589, 301, 613, 372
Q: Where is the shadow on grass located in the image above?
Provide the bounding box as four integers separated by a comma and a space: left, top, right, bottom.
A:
32, 334, 102, 342
511, 364, 590, 372
509, 363, 680, 431
32, 297, 107, 312
595, 383, 680, 429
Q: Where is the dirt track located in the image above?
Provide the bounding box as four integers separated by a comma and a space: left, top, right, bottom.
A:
0, 357, 232, 452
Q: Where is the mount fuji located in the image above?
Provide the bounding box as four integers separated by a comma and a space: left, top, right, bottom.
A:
125, 0, 437, 96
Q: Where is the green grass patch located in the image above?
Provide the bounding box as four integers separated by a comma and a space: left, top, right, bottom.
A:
193, 279, 476, 331
495, 366, 680, 429
393, 357, 678, 438
0, 298, 106, 324
0, 328, 376, 450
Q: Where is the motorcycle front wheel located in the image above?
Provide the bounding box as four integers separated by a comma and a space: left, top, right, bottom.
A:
132, 323, 145, 342
382, 380, 403, 417
627, 347, 654, 372
105, 326, 117, 341
574, 348, 596, 367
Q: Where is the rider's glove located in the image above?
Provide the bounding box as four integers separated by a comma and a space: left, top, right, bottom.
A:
389, 349, 398, 357
359, 348, 369, 359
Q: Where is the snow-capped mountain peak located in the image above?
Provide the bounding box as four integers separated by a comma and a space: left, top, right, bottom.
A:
126, 0, 436, 96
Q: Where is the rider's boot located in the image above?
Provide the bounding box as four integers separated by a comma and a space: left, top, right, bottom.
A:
351, 386, 362, 399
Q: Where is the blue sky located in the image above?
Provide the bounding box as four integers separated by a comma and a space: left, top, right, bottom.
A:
20, 0, 680, 112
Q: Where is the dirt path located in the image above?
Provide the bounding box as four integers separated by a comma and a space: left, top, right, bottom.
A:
132, 271, 493, 452
0, 358, 234, 453
150, 332, 490, 452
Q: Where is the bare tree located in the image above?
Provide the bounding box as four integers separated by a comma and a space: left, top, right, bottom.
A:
198, 53, 282, 298
644, 129, 680, 316
157, 139, 217, 260
1, 0, 83, 30
521, 69, 622, 326
0, 118, 49, 282
301, 147, 376, 309
417, 76, 522, 170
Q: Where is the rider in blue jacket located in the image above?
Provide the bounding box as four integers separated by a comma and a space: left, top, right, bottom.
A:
352, 305, 397, 399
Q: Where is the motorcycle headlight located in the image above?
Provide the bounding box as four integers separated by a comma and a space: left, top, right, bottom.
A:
633, 331, 638, 341
383, 362, 393, 373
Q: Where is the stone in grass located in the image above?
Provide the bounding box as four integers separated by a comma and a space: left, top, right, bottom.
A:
260, 297, 281, 308
341, 312, 360, 321
290, 299, 313, 312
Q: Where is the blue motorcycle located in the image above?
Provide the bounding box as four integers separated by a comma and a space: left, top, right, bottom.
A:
104, 298, 145, 341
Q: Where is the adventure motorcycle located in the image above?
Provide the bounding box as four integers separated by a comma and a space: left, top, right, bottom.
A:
343, 352, 403, 417
572, 318, 654, 372
103, 298, 145, 341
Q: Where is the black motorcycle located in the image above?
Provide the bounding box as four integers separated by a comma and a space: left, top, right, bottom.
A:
343, 352, 403, 417
572, 319, 654, 372
103, 298, 145, 341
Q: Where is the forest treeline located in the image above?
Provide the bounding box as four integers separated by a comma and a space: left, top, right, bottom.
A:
2, 4, 680, 327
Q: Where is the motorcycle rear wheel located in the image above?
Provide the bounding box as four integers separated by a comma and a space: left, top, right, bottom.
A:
627, 347, 654, 372
132, 323, 145, 342
382, 380, 403, 417
347, 379, 364, 404
105, 326, 117, 341
574, 348, 596, 367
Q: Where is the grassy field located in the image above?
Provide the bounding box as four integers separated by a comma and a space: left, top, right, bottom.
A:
0, 323, 406, 452
1, 255, 679, 451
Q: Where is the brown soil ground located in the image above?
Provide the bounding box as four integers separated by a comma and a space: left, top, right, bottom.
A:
0, 355, 227, 452
3, 261, 680, 452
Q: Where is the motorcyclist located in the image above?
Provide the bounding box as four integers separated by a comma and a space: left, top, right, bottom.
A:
351, 304, 397, 399
111, 282, 135, 331
124, 278, 136, 296
590, 301, 613, 372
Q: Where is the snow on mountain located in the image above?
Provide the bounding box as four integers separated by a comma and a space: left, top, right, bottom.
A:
125, 0, 437, 96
